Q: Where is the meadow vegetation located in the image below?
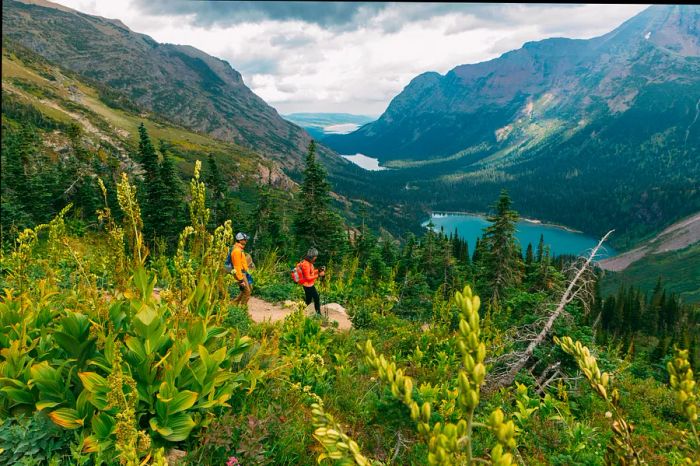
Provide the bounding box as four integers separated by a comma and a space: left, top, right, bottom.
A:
1, 131, 698, 465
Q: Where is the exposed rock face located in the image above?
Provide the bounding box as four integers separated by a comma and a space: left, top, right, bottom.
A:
256, 163, 296, 191
2, 0, 343, 170
326, 5, 700, 161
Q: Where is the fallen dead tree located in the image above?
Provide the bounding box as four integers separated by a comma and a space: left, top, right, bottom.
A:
484, 230, 614, 394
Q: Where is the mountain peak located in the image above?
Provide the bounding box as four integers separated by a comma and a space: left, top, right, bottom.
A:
14, 0, 132, 31
2, 0, 338, 169
597, 4, 700, 56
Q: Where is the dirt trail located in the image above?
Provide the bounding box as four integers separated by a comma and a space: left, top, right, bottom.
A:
246, 297, 353, 330
116, 289, 353, 330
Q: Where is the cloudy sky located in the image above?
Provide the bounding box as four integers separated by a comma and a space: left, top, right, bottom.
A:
53, 1, 649, 116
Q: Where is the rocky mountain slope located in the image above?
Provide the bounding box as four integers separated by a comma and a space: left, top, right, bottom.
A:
1, 38, 293, 191
327, 5, 700, 161
325, 5, 700, 247
599, 211, 700, 272
2, 0, 344, 171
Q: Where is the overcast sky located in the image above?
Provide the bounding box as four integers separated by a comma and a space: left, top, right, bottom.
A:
53, 1, 648, 116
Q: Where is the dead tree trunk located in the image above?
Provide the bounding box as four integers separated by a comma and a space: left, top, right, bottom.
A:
486, 230, 614, 393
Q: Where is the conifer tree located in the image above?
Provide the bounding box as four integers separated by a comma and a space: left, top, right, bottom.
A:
525, 243, 534, 266
481, 189, 523, 302
137, 123, 159, 182
472, 237, 483, 264
1, 124, 35, 231
205, 153, 228, 227
292, 141, 347, 262
136, 123, 161, 241
253, 180, 289, 255
535, 234, 545, 263
155, 142, 185, 243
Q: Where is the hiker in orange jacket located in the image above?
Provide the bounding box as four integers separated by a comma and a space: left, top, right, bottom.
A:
232, 232, 251, 306
300, 247, 325, 316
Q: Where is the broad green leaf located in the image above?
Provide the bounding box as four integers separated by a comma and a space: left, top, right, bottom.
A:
1, 387, 34, 405
205, 326, 227, 340
167, 390, 198, 415
36, 400, 61, 410
49, 408, 84, 429
135, 306, 158, 327
125, 336, 146, 362
92, 413, 115, 439
149, 417, 173, 437
158, 412, 196, 442
78, 372, 108, 393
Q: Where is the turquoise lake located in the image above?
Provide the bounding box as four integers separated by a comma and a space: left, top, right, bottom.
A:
425, 214, 617, 259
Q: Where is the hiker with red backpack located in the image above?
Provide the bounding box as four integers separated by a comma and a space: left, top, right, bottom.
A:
291, 247, 325, 317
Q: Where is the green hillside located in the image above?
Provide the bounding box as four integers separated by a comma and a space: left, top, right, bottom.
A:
326, 5, 700, 248
601, 243, 700, 304
1, 0, 333, 170
1, 3, 699, 465
2, 40, 270, 179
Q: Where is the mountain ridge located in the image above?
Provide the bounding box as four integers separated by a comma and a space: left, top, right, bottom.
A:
322, 5, 700, 248
326, 5, 700, 160
2, 0, 347, 171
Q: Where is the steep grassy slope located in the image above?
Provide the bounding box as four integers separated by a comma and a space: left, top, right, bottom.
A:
1, 0, 346, 172
1, 39, 292, 190
1, 39, 423, 240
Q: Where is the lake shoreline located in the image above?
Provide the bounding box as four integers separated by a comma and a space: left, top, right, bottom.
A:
426, 210, 584, 234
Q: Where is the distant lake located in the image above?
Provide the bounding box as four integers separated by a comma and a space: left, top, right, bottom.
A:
342, 153, 387, 171
426, 213, 617, 259
324, 123, 362, 134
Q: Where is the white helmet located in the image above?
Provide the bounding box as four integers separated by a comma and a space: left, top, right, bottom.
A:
236, 232, 249, 241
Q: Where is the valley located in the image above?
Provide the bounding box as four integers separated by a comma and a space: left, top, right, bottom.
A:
1, 2, 699, 465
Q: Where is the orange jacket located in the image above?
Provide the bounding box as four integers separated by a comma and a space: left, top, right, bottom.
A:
231, 243, 249, 280
299, 259, 319, 287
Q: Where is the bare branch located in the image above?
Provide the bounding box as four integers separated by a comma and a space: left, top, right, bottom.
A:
484, 230, 614, 393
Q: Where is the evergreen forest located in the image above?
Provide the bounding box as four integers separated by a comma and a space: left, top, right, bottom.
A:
1, 3, 699, 465
1, 111, 699, 464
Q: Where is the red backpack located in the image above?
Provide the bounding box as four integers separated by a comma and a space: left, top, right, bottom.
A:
291, 261, 304, 284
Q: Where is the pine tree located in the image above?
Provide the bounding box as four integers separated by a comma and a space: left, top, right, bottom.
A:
525, 243, 534, 266
205, 153, 228, 227
156, 143, 185, 244
137, 123, 159, 182
536, 234, 545, 263
472, 237, 483, 263
136, 123, 161, 241
292, 141, 347, 262
481, 190, 523, 302
1, 124, 35, 231
253, 180, 289, 255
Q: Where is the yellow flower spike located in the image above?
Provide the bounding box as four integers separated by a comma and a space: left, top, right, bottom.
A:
464, 353, 476, 370
404, 376, 413, 393
491, 409, 505, 426
458, 341, 467, 356
477, 344, 486, 363
469, 312, 479, 332
459, 320, 469, 337
421, 402, 431, 423
473, 363, 486, 385
411, 403, 420, 420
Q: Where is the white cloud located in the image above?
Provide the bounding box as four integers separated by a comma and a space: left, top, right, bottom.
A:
51, 1, 649, 116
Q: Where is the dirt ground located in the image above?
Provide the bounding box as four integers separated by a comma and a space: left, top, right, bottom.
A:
246, 296, 352, 330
